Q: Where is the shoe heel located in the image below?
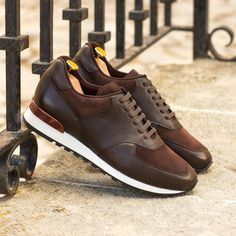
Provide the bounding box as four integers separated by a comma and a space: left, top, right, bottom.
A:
25, 100, 64, 133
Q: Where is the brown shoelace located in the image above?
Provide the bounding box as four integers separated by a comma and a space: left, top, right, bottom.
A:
119, 92, 156, 139
142, 79, 175, 120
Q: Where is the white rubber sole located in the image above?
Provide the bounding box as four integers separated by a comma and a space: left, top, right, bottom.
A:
24, 108, 184, 195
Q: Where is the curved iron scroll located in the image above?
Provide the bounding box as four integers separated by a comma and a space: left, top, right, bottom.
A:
208, 26, 236, 62
0, 131, 38, 195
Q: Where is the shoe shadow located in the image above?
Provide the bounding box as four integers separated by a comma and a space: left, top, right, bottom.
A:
0, 194, 14, 202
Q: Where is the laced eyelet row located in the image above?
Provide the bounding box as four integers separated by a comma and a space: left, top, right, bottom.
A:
142, 79, 176, 120
119, 93, 156, 140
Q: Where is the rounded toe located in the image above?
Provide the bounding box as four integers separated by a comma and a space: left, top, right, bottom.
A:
164, 140, 213, 172
184, 164, 198, 190
170, 163, 198, 193
194, 148, 213, 172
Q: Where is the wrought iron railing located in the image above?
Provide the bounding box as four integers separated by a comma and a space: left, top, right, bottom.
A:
0, 0, 235, 196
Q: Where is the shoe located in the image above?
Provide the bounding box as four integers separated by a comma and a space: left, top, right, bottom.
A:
73, 42, 212, 172
23, 56, 197, 194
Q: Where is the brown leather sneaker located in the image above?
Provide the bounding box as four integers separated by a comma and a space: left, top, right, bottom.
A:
73, 42, 212, 172
24, 56, 197, 194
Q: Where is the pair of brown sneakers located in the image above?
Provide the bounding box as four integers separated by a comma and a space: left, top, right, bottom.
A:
24, 42, 212, 195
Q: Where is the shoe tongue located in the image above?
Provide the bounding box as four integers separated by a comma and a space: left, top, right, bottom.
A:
97, 82, 122, 95
124, 69, 140, 79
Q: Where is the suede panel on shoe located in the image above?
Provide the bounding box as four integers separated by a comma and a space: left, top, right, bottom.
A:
59, 89, 112, 119
136, 144, 187, 175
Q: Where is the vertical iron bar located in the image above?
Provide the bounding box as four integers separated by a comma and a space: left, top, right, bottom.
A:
150, 0, 158, 35
6, 0, 20, 37
5, 0, 21, 131
95, 0, 105, 32
40, 0, 53, 64
116, 0, 125, 58
95, 0, 105, 48
69, 0, 81, 57
164, 3, 171, 26
134, 0, 143, 46
193, 0, 209, 59
88, 0, 110, 49
161, 0, 176, 26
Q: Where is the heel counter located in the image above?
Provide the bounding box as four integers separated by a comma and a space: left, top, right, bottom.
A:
73, 44, 98, 73
33, 58, 70, 108
28, 101, 64, 133
33, 70, 54, 108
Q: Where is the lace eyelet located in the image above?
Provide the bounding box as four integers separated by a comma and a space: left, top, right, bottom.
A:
156, 103, 160, 106
160, 110, 164, 113
138, 129, 143, 134
147, 89, 151, 94
152, 96, 156, 100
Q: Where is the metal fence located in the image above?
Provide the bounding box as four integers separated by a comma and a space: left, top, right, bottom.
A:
0, 0, 235, 196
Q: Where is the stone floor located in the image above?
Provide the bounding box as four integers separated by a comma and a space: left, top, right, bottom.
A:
0, 60, 236, 236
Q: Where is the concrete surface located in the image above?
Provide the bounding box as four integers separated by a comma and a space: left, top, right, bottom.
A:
1, 60, 236, 236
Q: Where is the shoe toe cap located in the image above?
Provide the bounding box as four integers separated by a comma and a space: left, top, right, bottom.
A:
165, 140, 213, 172
194, 148, 213, 172
182, 164, 198, 191
136, 144, 198, 192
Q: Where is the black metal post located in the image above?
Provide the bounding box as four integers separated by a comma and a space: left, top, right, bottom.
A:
69, 0, 82, 57
160, 0, 176, 26
129, 0, 149, 46
32, 0, 53, 75
5, 0, 21, 131
150, 0, 158, 35
193, 0, 209, 59
135, 0, 143, 46
116, 0, 125, 58
164, 2, 171, 26
88, 0, 111, 49
5, 50, 21, 131
95, 0, 105, 32
0, 0, 28, 131
40, 0, 53, 63
63, 0, 88, 57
